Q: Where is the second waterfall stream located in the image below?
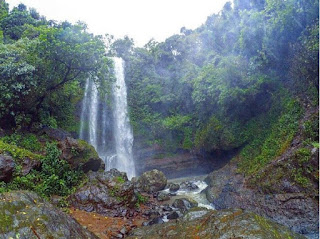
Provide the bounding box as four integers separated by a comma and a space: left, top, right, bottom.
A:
79, 57, 136, 179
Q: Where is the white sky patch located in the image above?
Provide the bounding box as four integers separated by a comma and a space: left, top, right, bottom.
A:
8, 0, 229, 46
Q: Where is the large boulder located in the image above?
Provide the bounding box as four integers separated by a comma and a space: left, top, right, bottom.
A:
127, 208, 305, 239
68, 169, 137, 217
0, 154, 15, 182
0, 191, 98, 238
58, 137, 105, 172
135, 169, 167, 193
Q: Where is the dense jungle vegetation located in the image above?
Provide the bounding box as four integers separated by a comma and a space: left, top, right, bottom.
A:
0, 0, 318, 196
116, 0, 319, 177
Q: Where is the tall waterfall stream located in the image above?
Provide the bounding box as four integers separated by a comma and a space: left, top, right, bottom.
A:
79, 57, 136, 179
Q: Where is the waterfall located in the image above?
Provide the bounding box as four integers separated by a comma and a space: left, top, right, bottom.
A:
79, 57, 136, 179
79, 80, 99, 150
88, 80, 99, 149
110, 57, 135, 179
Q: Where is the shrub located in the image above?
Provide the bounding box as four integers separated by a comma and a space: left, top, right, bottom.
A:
4, 142, 83, 198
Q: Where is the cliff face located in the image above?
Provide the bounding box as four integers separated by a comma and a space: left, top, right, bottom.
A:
133, 144, 238, 179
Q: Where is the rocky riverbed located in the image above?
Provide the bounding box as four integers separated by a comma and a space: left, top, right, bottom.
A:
1, 168, 315, 239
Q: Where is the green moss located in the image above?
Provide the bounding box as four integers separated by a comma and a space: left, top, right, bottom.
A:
0, 200, 26, 233
303, 113, 319, 142
0, 213, 13, 232
290, 148, 315, 188
238, 95, 302, 176
0, 140, 42, 162
77, 139, 99, 163
115, 176, 125, 184
135, 192, 148, 207
1, 133, 42, 153
249, 145, 317, 195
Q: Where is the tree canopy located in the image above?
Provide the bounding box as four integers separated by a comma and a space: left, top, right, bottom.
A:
0, 1, 113, 130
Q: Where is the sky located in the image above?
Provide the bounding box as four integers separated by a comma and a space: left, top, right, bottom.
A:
8, 0, 229, 47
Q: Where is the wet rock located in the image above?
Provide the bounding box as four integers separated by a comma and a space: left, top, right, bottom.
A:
157, 192, 170, 201
143, 209, 160, 219
96, 168, 128, 183
172, 198, 198, 212
0, 191, 98, 238
182, 207, 209, 220
168, 192, 177, 196
134, 169, 167, 193
162, 204, 173, 211
21, 157, 41, 176
127, 209, 305, 239
168, 183, 180, 192
180, 181, 199, 191
0, 154, 15, 182
58, 137, 105, 172
146, 217, 164, 226
69, 169, 136, 216
166, 211, 180, 220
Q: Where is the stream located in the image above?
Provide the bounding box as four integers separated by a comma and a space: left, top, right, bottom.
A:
163, 175, 214, 211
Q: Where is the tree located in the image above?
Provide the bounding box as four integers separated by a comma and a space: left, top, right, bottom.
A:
0, 4, 113, 129
1, 4, 37, 41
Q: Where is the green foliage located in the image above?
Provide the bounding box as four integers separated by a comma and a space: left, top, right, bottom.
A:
135, 192, 148, 207
0, 139, 41, 161
1, 133, 42, 152
3, 142, 83, 198
289, 22, 319, 103
115, 176, 125, 184
162, 115, 191, 130
290, 148, 315, 189
303, 113, 319, 143
121, 0, 318, 156
238, 96, 303, 175
1, 3, 37, 41
0, 3, 113, 130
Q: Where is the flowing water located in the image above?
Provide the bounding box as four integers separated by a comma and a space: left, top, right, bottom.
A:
109, 57, 135, 179
79, 57, 136, 179
164, 175, 215, 210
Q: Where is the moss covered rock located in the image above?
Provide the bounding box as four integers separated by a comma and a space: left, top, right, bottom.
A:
0, 190, 98, 238
68, 169, 137, 217
127, 208, 306, 239
135, 169, 167, 193
58, 137, 105, 173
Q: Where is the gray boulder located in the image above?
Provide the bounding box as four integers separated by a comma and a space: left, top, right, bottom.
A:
135, 169, 167, 193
